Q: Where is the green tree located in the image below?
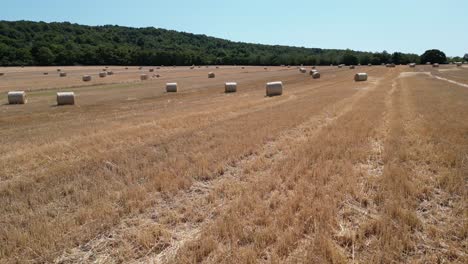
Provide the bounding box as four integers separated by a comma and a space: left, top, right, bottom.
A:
34, 47, 55, 65
420, 49, 447, 64
342, 53, 358, 65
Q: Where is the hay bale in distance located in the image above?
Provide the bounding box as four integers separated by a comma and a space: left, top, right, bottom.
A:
354, 73, 368, 81
349, 65, 355, 69
56, 92, 75, 105
225, 82, 237, 93
208, 72, 215, 78
166, 83, 178, 92
140, 74, 148, 81
107, 71, 114, 75
43, 72, 48, 75
7, 91, 27, 104
266, 81, 283, 97
149, 69, 154, 72
99, 72, 107, 78
433, 63, 439, 67
409, 63, 416, 68
59, 72, 67, 77
456, 62, 462, 67
57, 69, 61, 72
312, 71, 321, 79
299, 67, 307, 73
0, 73, 4, 76
82, 75, 92, 82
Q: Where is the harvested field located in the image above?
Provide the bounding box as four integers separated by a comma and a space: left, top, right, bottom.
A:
0, 64, 466, 263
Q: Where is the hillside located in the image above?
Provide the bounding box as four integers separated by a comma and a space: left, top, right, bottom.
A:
0, 20, 420, 66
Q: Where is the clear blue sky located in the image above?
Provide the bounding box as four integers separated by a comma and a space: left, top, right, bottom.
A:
2, 0, 466, 56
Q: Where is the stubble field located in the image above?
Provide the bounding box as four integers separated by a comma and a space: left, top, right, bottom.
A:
0, 64, 467, 263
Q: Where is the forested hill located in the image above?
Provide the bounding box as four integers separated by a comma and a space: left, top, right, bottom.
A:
0, 20, 421, 66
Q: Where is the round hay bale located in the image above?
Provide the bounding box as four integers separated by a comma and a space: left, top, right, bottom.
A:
149, 69, 154, 72
309, 69, 318, 75
56, 92, 75, 105
140, 74, 148, 81
354, 73, 368, 82
264, 67, 268, 70
266, 81, 283, 97
82, 75, 92, 82
386, 63, 396, 68
349, 65, 355, 69
426, 62, 431, 65
241, 67, 245, 69
59, 72, 67, 77
8, 91, 27, 104
409, 63, 416, 68
99, 72, 107, 78
312, 71, 321, 79
216, 66, 219, 69
456, 62, 462, 67
432, 63, 439, 67
225, 82, 237, 93
312, 66, 316, 69
368, 63, 372, 66
166, 83, 178, 93
107, 71, 114, 76
43, 72, 48, 75
139, 66, 143, 70
125, 67, 129, 70
299, 67, 307, 73
0, 73, 4, 76
57, 69, 61, 72
155, 74, 160, 78
208, 72, 215, 78
338, 65, 343, 68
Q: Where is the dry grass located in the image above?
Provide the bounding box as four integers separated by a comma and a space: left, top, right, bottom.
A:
0, 65, 466, 263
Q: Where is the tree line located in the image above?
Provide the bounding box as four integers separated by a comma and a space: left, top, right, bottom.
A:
0, 20, 462, 67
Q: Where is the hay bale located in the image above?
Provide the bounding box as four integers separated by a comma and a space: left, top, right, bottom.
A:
0, 73, 4, 76
299, 67, 307, 73
82, 75, 92, 81
57, 69, 61, 72
312, 71, 321, 79
426, 62, 431, 65
456, 62, 462, 67
216, 66, 219, 69
409, 63, 416, 68
312, 66, 316, 69
338, 65, 343, 68
149, 69, 154, 72
139, 66, 143, 70
125, 67, 129, 70
266, 81, 283, 97
166, 83, 178, 92
264, 67, 268, 70
386, 63, 396, 68
241, 66, 245, 69
349, 65, 355, 69
140, 74, 148, 80
99, 72, 107, 78
354, 73, 368, 81
208, 72, 215, 78
309, 69, 318, 75
8, 91, 27, 104
56, 92, 75, 105
43, 72, 48, 75
59, 72, 67, 77
368, 63, 372, 66
433, 63, 439, 67
107, 71, 114, 75
225, 82, 237, 93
